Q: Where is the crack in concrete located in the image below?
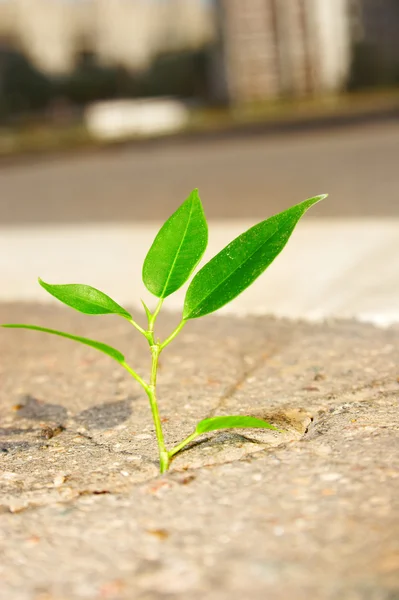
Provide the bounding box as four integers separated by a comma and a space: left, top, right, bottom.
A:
3, 387, 394, 517
207, 344, 281, 418
304, 387, 399, 438
74, 430, 156, 466
2, 377, 396, 516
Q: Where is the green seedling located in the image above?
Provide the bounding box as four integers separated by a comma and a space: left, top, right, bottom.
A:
2, 189, 327, 473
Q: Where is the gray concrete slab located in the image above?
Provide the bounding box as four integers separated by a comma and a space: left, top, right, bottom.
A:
0, 305, 398, 599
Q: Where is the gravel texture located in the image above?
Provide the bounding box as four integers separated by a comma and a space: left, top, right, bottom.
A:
0, 304, 398, 599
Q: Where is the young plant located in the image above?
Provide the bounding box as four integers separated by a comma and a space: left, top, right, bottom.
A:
2, 189, 327, 473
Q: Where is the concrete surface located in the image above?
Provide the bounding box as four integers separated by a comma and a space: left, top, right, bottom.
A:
0, 305, 398, 599
1, 121, 399, 224
0, 219, 398, 325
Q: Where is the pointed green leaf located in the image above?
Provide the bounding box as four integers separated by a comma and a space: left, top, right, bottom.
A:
1, 324, 125, 363
142, 189, 208, 298
196, 415, 278, 434
38, 279, 131, 319
141, 298, 152, 322
183, 195, 327, 319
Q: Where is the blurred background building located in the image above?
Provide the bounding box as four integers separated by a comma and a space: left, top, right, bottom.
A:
0, 0, 215, 75
0, 0, 215, 125
213, 0, 352, 102
214, 0, 399, 102
0, 0, 399, 123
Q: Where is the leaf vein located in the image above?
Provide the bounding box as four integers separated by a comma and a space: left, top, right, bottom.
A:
160, 198, 195, 298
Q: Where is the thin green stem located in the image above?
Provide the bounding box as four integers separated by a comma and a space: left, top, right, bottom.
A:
148, 299, 163, 332
160, 319, 186, 350
126, 317, 148, 339
120, 361, 148, 392
146, 388, 169, 473
150, 344, 160, 387
147, 343, 169, 473
145, 298, 164, 346
124, 298, 188, 472
168, 431, 199, 458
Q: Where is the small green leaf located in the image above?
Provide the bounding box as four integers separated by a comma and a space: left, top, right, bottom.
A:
141, 299, 152, 322
196, 415, 278, 434
142, 189, 208, 298
184, 195, 327, 319
39, 279, 132, 319
1, 324, 125, 363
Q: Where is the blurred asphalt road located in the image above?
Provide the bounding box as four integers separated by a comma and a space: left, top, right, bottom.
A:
0, 120, 399, 223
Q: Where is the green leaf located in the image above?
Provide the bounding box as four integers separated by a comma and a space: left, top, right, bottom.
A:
1, 324, 125, 364
196, 415, 278, 434
183, 195, 327, 319
142, 189, 208, 298
141, 298, 152, 322
39, 279, 132, 319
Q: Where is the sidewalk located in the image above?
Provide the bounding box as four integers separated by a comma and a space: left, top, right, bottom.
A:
0, 304, 398, 599
1, 219, 398, 325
